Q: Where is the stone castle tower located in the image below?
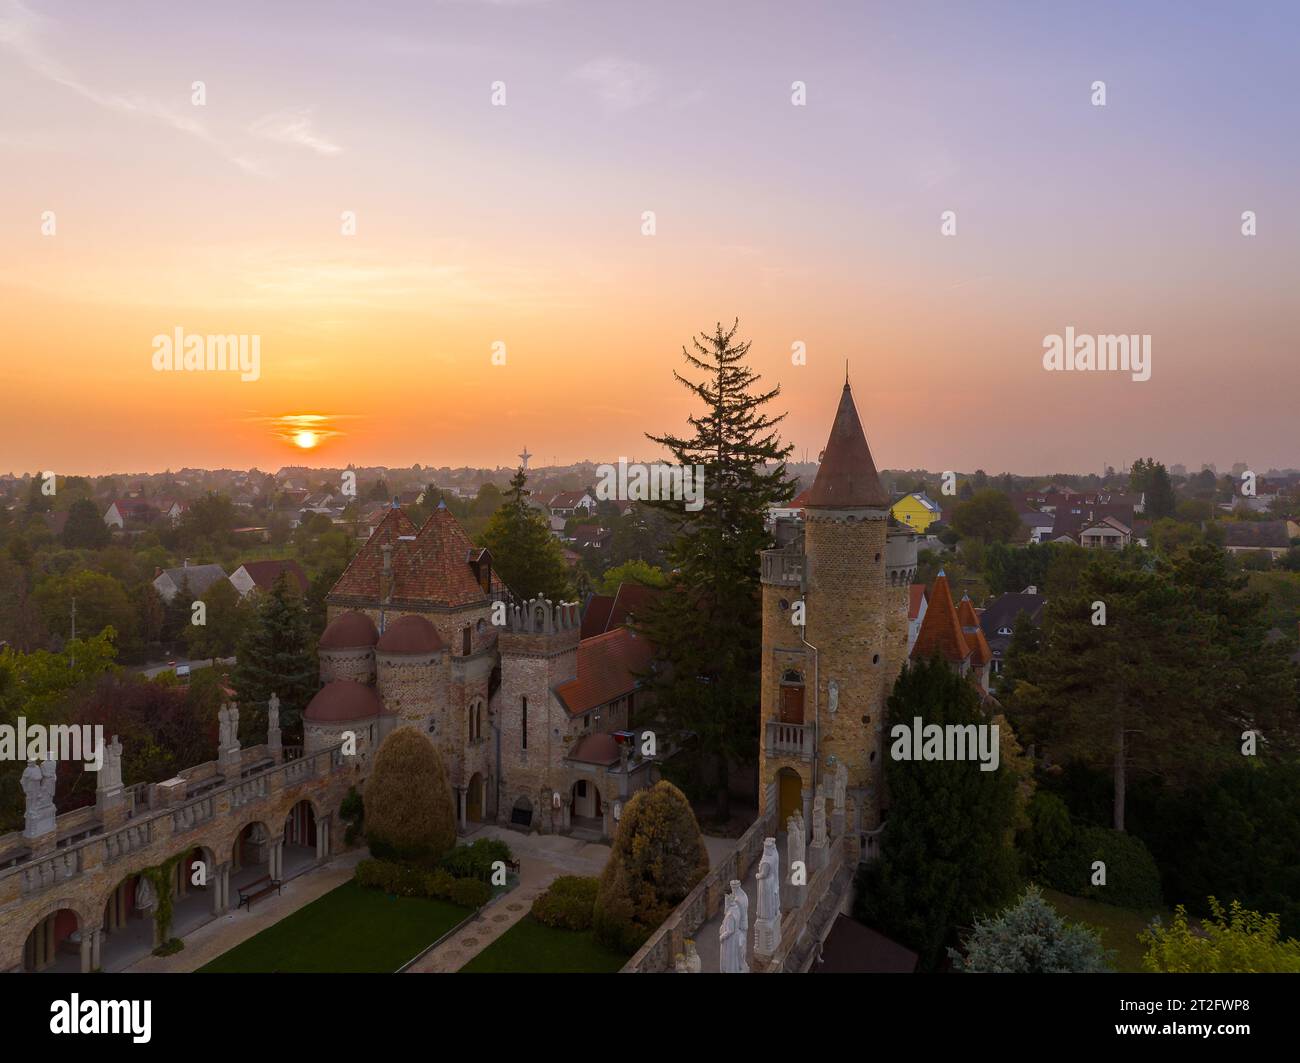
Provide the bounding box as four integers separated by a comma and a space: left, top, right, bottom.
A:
494, 599, 580, 830
758, 382, 914, 852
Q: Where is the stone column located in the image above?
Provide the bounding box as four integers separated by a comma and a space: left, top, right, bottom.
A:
316, 816, 330, 861
212, 863, 230, 914
91, 927, 101, 971
81, 928, 94, 972
271, 839, 284, 881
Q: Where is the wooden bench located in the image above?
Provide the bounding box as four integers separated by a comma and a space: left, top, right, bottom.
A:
506, 857, 521, 876
236, 874, 282, 910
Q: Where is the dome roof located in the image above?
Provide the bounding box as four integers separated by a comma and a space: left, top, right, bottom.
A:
377, 614, 444, 655
304, 679, 384, 723
319, 611, 379, 650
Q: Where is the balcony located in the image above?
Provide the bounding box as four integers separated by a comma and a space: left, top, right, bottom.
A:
766, 720, 815, 761
761, 549, 804, 587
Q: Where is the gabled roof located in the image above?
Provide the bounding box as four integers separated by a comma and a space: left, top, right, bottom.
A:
328, 506, 419, 601
978, 592, 1046, 640
581, 594, 616, 640
1223, 520, 1291, 548
607, 581, 662, 631
236, 558, 308, 593
388, 505, 509, 607
548, 490, 592, 509
567, 731, 621, 766
910, 571, 970, 664
804, 383, 890, 509
908, 583, 927, 621
156, 563, 227, 596
554, 627, 653, 716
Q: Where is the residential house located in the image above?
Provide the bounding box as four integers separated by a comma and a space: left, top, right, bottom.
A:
152, 561, 228, 602
890, 491, 942, 533
547, 491, 595, 518
979, 587, 1047, 675
1222, 520, 1299, 559
907, 583, 928, 655
229, 559, 309, 598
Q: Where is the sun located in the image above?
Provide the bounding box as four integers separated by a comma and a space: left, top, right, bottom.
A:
293, 430, 319, 450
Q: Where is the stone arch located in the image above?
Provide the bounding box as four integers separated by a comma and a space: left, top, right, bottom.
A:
570, 777, 603, 823
17, 899, 89, 972
509, 793, 534, 828
228, 819, 274, 869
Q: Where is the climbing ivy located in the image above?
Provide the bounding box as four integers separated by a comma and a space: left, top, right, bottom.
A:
141, 853, 185, 950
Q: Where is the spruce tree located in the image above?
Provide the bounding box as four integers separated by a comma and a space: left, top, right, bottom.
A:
232, 573, 317, 744
636, 321, 795, 819
480, 468, 571, 601
855, 655, 1020, 970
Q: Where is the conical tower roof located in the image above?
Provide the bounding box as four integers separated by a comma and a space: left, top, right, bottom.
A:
804, 382, 890, 509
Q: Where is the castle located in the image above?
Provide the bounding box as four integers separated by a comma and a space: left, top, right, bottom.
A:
308, 501, 658, 839
757, 382, 918, 857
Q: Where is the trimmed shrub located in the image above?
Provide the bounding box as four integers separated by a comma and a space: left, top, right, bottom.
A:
450, 876, 492, 909
532, 876, 600, 931
363, 728, 456, 866
593, 781, 708, 954
440, 837, 512, 881
1043, 825, 1163, 910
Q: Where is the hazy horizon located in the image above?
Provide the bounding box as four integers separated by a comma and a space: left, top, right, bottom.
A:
3, 0, 1297, 477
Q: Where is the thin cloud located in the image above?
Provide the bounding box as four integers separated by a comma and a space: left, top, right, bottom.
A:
0, 0, 263, 173
571, 57, 657, 112
249, 108, 342, 156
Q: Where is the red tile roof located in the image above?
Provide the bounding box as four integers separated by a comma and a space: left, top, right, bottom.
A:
607, 581, 662, 631
804, 383, 890, 509
319, 610, 379, 650
554, 627, 653, 716
957, 597, 993, 667
328, 504, 508, 609
910, 571, 971, 664
238, 558, 309, 593
377, 614, 445, 655
581, 594, 616, 639
304, 679, 385, 722
908, 583, 928, 621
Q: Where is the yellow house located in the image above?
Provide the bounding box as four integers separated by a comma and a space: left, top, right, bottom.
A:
890, 491, 942, 533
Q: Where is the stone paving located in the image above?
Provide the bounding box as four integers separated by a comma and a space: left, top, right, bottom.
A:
404, 826, 613, 973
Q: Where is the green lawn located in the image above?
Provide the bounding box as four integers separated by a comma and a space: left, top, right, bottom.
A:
199, 881, 470, 973
459, 917, 628, 973
1043, 889, 1169, 973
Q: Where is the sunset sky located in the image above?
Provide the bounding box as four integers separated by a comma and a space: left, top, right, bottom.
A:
2, 0, 1297, 476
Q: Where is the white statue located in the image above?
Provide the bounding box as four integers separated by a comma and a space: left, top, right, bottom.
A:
828, 679, 839, 714
755, 837, 780, 922
135, 874, 156, 912
101, 735, 124, 792
685, 939, 702, 974
719, 895, 746, 973
812, 791, 827, 847
267, 693, 280, 733
729, 879, 749, 937
674, 952, 689, 973
218, 703, 239, 749
834, 762, 847, 813
787, 815, 805, 872
20, 760, 50, 809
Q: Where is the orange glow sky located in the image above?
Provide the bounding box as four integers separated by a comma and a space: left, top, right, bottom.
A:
2, 1, 1297, 476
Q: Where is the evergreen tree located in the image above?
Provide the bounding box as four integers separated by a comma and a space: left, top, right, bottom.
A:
62, 497, 110, 548
480, 468, 571, 600
636, 321, 795, 818
363, 728, 456, 865
1010, 552, 1222, 831
855, 656, 1020, 969
232, 573, 317, 744
950, 884, 1113, 973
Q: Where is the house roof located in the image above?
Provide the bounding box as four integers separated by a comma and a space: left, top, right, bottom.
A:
908, 584, 927, 621
156, 564, 227, 597
237, 559, 308, 593
812, 915, 919, 974
554, 627, 653, 716
910, 571, 970, 664
328, 504, 508, 609
803, 383, 890, 509
1223, 520, 1291, 548
607, 581, 662, 631
978, 592, 1047, 640
548, 490, 591, 509
581, 594, 616, 640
